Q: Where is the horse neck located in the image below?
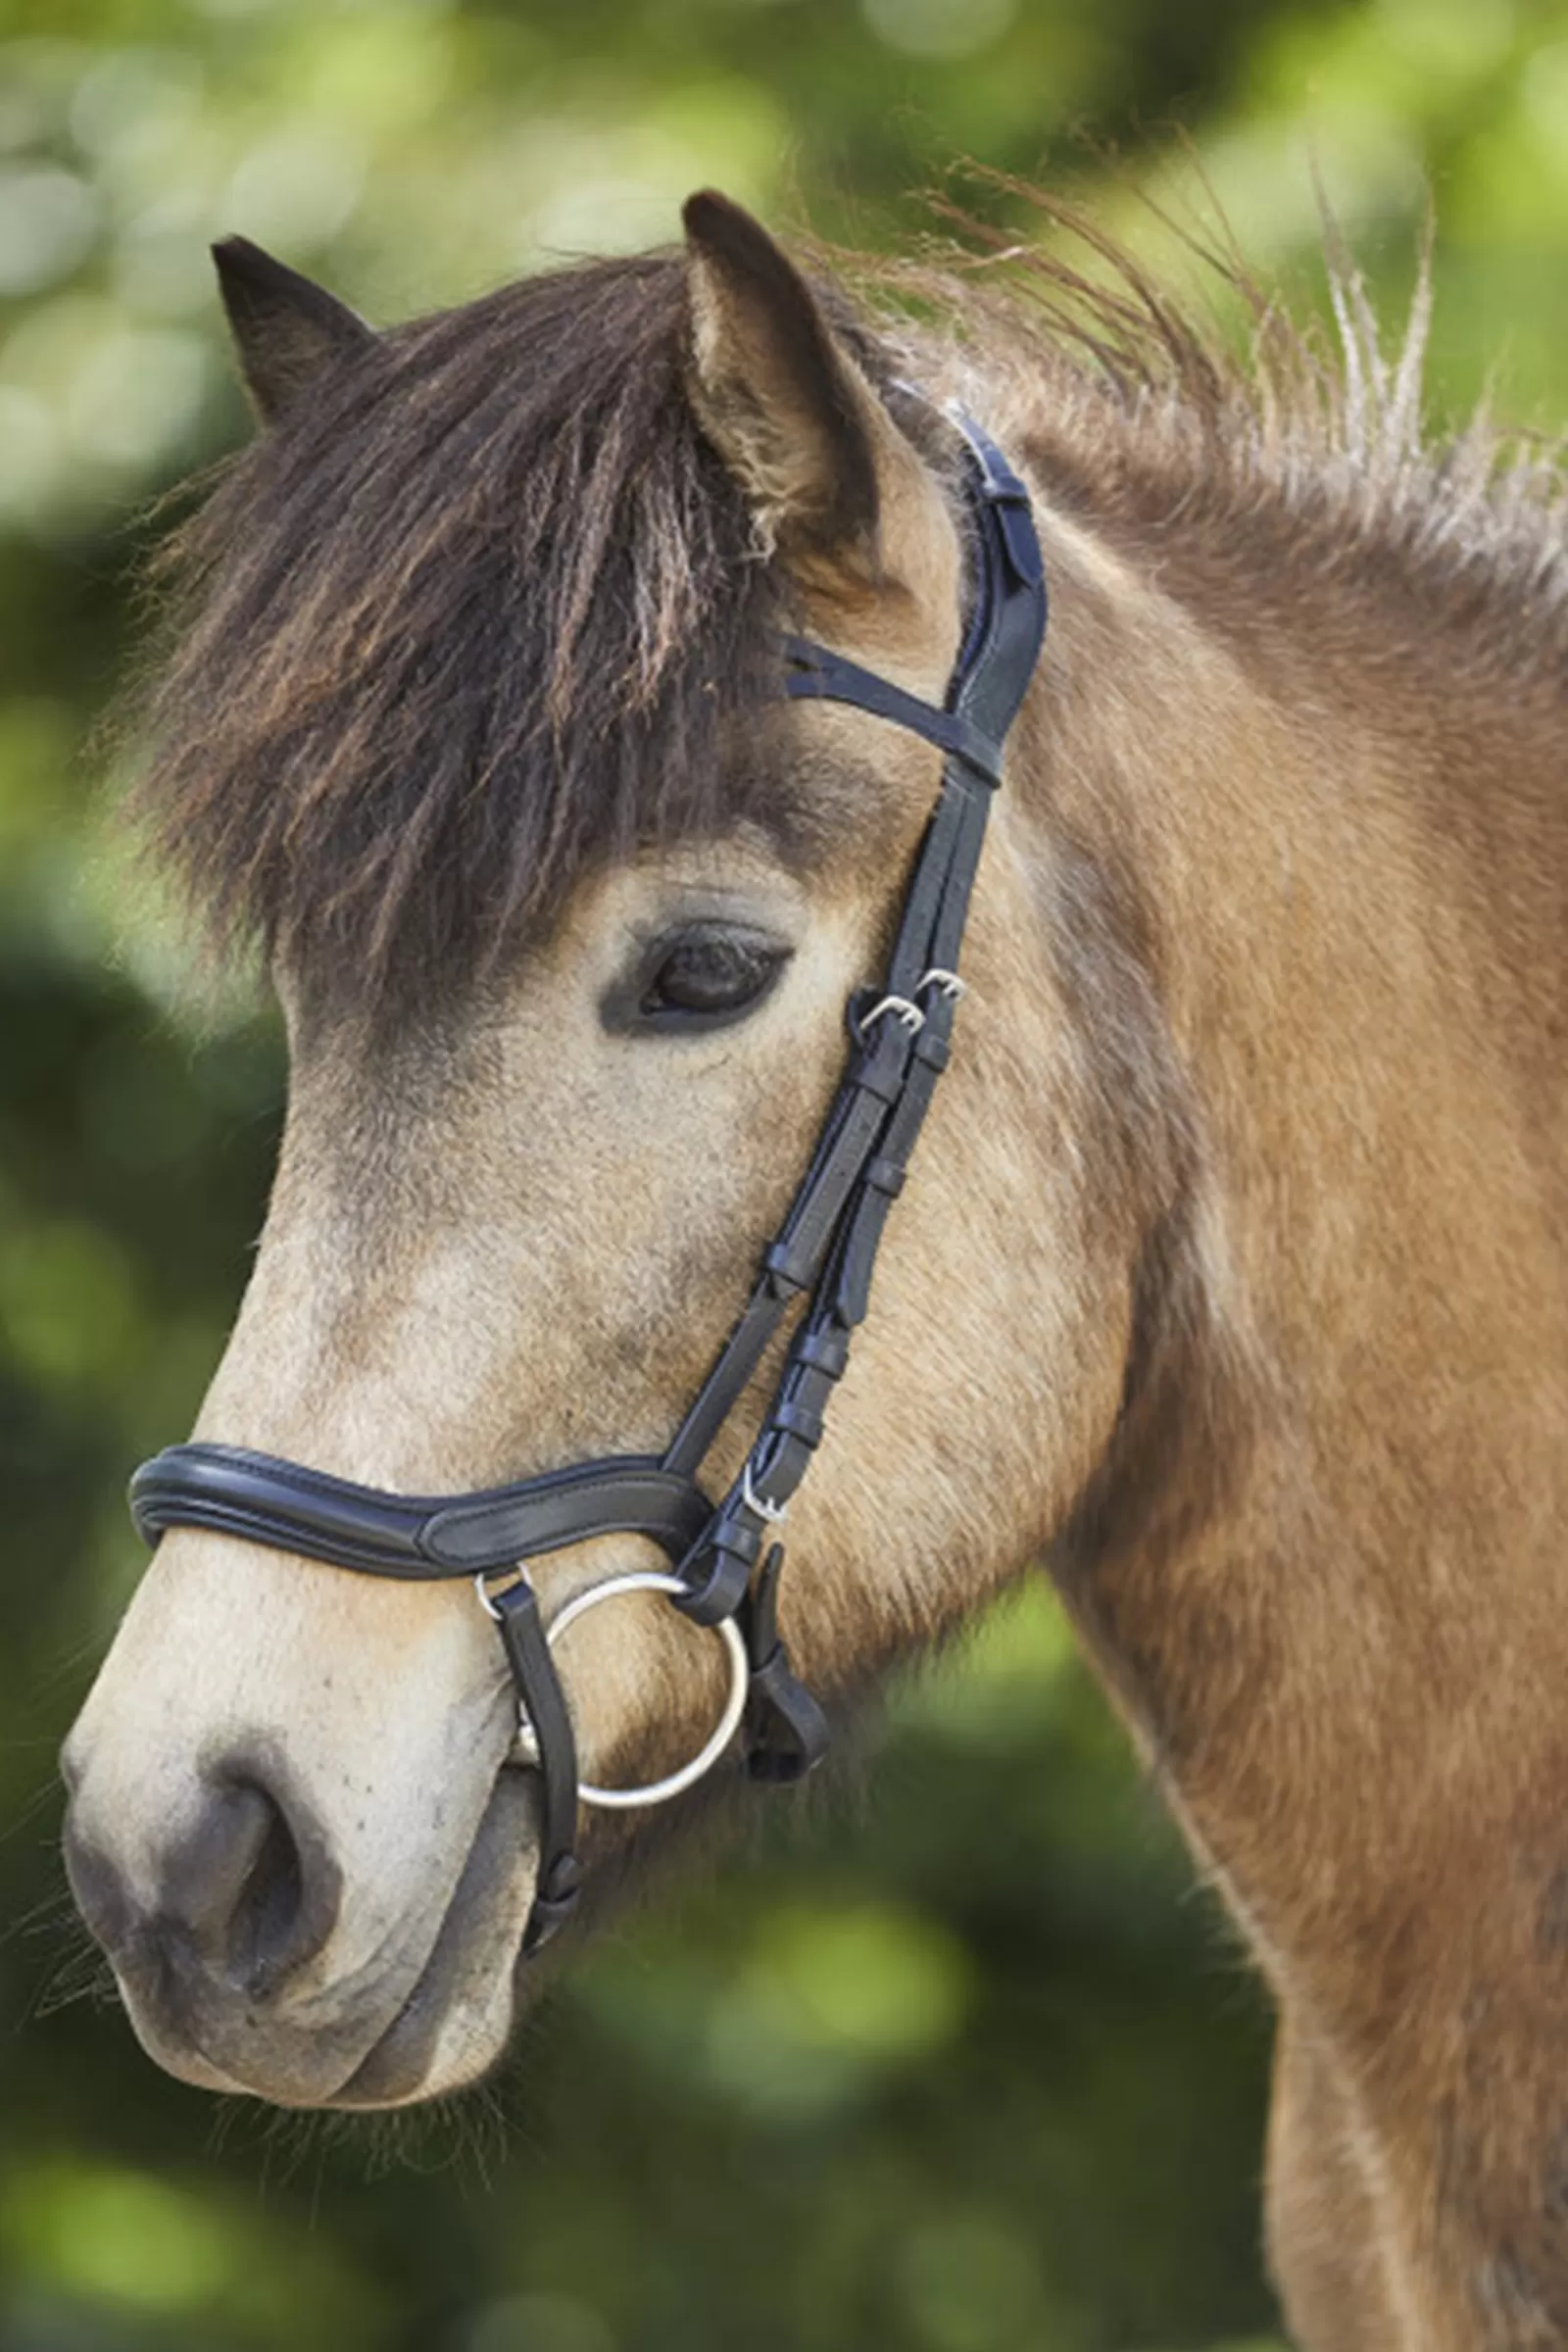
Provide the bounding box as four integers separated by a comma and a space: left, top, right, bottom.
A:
1017, 465, 1567, 1651
1009, 455, 1568, 2344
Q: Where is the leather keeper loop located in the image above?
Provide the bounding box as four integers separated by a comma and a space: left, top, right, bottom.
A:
771, 1398, 825, 1448
912, 1028, 952, 1073
762, 1240, 813, 1295
675, 1530, 756, 1625
847, 1007, 911, 1100
864, 1154, 906, 1199
849, 1052, 906, 1109
797, 1328, 850, 1376
521, 1852, 584, 1953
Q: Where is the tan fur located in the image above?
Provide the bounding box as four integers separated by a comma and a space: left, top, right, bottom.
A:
65, 197, 1568, 2343
977, 373, 1568, 2343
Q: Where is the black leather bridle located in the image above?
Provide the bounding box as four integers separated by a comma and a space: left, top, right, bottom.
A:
129, 411, 1048, 1957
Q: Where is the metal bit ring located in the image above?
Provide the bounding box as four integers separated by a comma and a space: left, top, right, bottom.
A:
514, 1570, 749, 1811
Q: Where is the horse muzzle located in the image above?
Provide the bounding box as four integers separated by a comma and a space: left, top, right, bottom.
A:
62, 1736, 536, 2107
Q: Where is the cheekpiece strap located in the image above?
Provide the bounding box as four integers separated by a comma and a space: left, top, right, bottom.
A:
666, 409, 1047, 1650
489, 1577, 583, 1952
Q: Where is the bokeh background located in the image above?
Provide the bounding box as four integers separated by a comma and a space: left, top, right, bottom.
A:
2, 0, 1565, 2346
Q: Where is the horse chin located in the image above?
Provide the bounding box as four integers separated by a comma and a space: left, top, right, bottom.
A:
325, 1766, 538, 2110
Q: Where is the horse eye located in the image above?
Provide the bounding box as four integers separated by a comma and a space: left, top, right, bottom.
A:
640, 934, 788, 1022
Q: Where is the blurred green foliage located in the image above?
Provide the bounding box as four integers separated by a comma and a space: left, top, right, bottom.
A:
2, 0, 1565, 2345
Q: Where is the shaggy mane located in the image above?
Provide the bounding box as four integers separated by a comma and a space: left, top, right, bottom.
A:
850, 181, 1568, 669
126, 188, 1568, 1017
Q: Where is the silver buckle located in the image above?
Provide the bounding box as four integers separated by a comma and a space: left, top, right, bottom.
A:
858, 994, 924, 1035
741, 1459, 788, 1525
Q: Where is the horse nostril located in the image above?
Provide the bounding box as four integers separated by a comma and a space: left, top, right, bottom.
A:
160, 1761, 343, 2001
225, 1785, 306, 1994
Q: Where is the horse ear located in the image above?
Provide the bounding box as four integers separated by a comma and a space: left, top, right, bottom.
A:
681, 190, 923, 579
212, 236, 377, 425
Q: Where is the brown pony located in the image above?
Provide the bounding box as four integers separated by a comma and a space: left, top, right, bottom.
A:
62, 189, 1568, 2350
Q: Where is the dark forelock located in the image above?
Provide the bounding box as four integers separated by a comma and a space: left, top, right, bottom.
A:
126, 250, 800, 1014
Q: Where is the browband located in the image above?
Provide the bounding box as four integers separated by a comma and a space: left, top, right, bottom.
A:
128, 404, 1049, 1959
782, 640, 1004, 785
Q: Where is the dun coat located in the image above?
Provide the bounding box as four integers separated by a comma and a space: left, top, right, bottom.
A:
61, 188, 1568, 2350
